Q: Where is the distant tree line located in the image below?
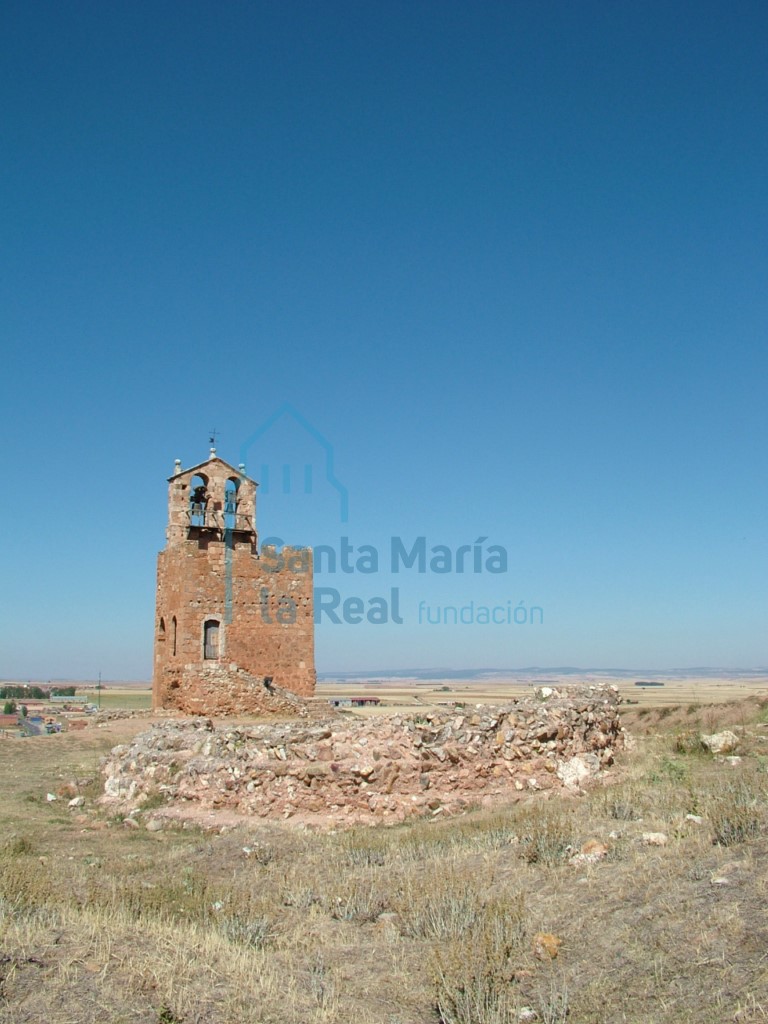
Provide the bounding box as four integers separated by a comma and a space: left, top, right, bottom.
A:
0, 685, 77, 699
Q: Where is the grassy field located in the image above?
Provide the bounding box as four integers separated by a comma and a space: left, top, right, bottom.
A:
2, 698, 768, 1022
317, 675, 768, 716
9, 675, 763, 718
77, 687, 153, 711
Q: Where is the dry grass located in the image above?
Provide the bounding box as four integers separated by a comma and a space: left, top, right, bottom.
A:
3, 702, 768, 1022
317, 675, 768, 720
74, 686, 153, 711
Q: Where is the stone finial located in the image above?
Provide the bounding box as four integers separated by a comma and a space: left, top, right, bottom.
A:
210, 447, 217, 459
174, 459, 182, 475
238, 463, 246, 475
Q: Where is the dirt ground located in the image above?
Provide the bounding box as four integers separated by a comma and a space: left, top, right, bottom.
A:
2, 688, 768, 1022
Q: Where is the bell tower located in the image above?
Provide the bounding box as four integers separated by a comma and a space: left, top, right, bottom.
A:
153, 450, 315, 714
164, 448, 258, 549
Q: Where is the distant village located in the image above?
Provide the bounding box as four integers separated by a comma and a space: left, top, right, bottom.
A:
0, 684, 97, 736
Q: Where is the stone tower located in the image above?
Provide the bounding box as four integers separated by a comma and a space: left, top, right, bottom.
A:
153, 450, 315, 714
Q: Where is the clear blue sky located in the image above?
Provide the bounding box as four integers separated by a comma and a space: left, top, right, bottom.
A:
2, 1, 766, 679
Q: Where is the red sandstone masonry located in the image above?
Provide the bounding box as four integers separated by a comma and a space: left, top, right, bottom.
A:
102, 686, 623, 828
153, 455, 315, 713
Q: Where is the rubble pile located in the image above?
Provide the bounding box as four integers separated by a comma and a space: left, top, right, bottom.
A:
100, 686, 623, 826
160, 664, 324, 718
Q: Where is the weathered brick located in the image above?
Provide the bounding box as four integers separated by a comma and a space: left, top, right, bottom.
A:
153, 453, 315, 713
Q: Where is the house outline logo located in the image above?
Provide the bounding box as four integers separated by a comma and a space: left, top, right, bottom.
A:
238, 402, 349, 523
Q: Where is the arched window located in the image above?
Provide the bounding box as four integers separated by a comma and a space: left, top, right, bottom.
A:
224, 478, 240, 530
158, 617, 166, 641
172, 616, 177, 656
189, 473, 209, 527
203, 619, 220, 660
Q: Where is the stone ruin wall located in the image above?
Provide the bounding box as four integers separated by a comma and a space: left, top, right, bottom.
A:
156, 667, 327, 720
102, 686, 624, 827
